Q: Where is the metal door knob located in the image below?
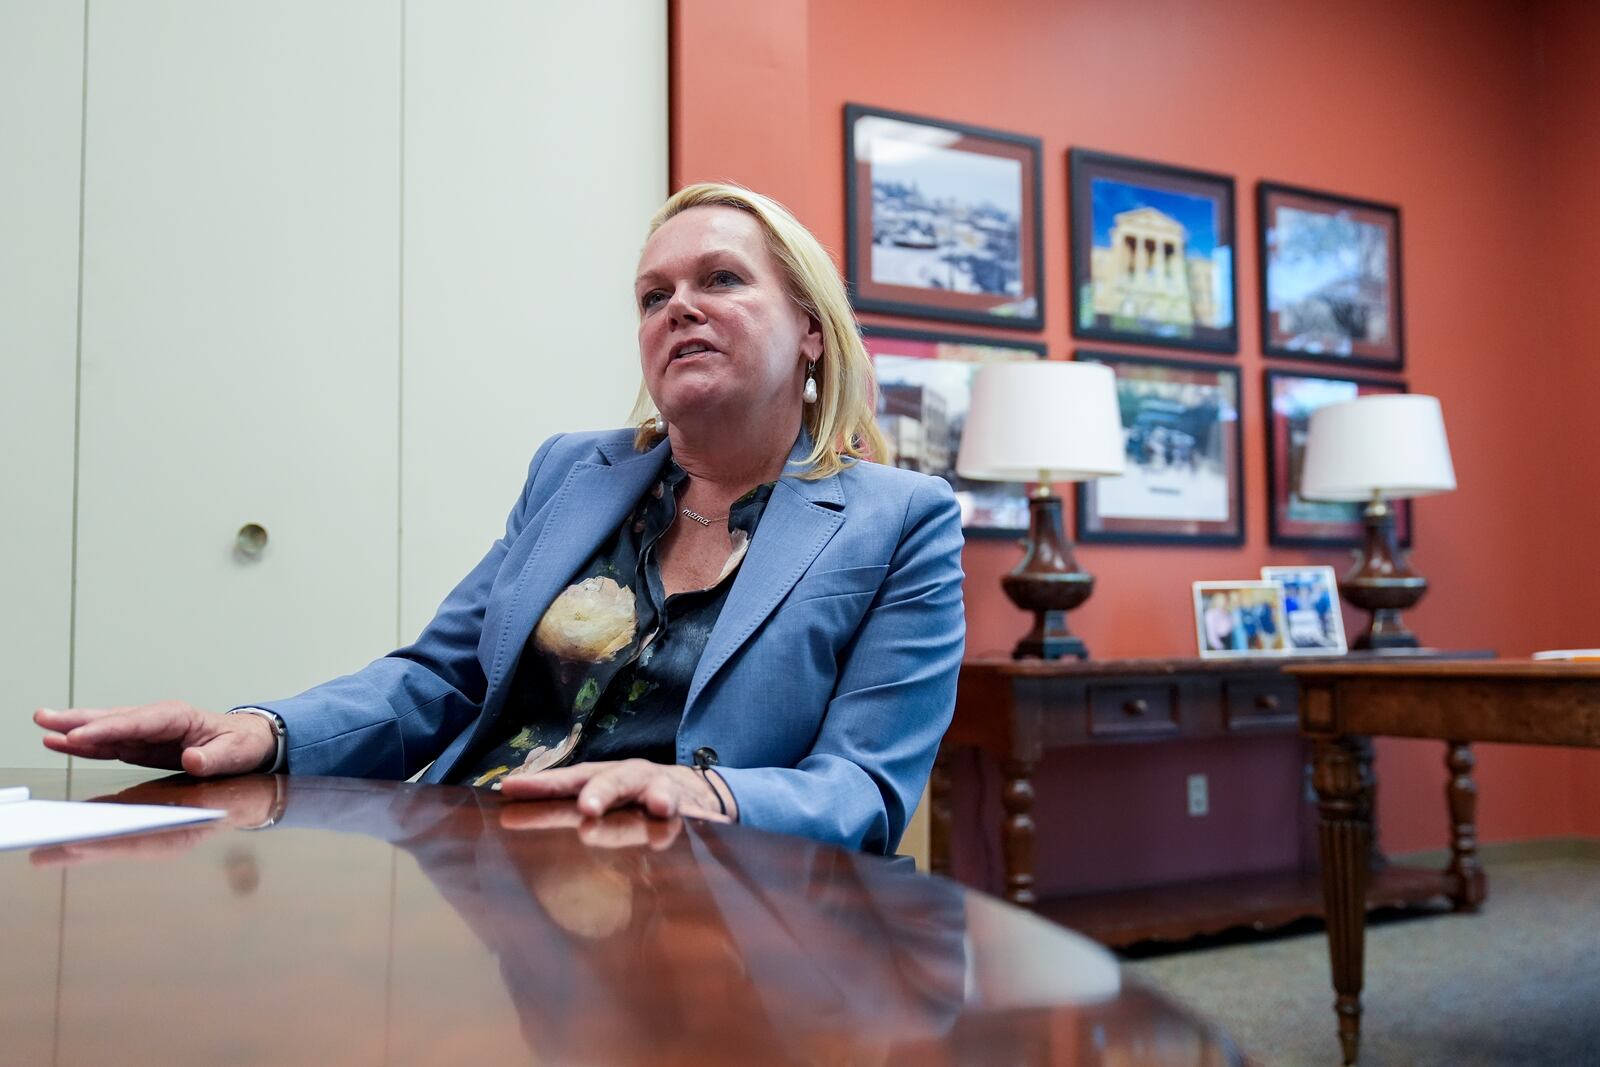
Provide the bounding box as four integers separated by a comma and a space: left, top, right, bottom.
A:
236, 523, 269, 558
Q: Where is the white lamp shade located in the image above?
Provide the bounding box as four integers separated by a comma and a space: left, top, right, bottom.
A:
956, 361, 1126, 482
1299, 393, 1457, 501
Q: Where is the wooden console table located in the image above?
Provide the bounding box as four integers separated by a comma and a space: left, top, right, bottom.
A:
1292, 660, 1600, 1064
930, 653, 1487, 948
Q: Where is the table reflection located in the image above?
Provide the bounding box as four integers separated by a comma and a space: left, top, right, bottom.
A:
2, 772, 1238, 1066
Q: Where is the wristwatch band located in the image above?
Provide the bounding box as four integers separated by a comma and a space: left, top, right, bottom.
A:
227, 708, 287, 774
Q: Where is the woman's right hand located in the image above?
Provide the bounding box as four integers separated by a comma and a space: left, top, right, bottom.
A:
33, 702, 276, 777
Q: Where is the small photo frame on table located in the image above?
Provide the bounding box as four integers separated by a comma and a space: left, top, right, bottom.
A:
863, 326, 1045, 535
1193, 580, 1291, 659
1258, 182, 1404, 369
1260, 565, 1347, 655
1075, 352, 1244, 545
1264, 369, 1411, 547
845, 104, 1044, 330
1069, 149, 1238, 353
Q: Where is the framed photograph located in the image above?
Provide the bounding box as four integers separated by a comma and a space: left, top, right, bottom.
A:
1069, 149, 1238, 353
1193, 581, 1291, 659
845, 104, 1044, 330
1261, 565, 1348, 655
1258, 182, 1404, 369
1075, 352, 1244, 545
1264, 369, 1411, 547
863, 326, 1046, 535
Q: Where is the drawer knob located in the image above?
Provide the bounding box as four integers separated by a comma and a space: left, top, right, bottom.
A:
235, 523, 269, 559
1123, 698, 1149, 716
1255, 693, 1281, 712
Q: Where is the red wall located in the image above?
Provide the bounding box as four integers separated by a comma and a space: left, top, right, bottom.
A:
673, 0, 1596, 859
1533, 0, 1600, 838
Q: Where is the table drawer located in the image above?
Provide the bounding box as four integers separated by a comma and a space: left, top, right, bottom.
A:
1088, 684, 1179, 738
1224, 678, 1300, 730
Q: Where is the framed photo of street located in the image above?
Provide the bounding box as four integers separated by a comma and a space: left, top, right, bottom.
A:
1258, 182, 1404, 369
1264, 369, 1412, 547
845, 105, 1044, 330
862, 326, 1045, 536
1075, 351, 1244, 545
1069, 149, 1239, 353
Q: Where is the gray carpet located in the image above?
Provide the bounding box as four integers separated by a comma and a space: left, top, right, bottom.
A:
1123, 858, 1600, 1067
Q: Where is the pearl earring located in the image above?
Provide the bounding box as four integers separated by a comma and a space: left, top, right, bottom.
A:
652, 413, 667, 434
802, 362, 818, 404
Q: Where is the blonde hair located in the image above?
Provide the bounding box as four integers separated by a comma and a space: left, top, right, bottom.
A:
627, 182, 887, 480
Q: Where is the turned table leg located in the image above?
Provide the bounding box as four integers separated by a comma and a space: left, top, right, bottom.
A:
1353, 735, 1386, 871
1001, 758, 1036, 906
1315, 735, 1370, 1066
929, 746, 954, 877
1445, 741, 1488, 911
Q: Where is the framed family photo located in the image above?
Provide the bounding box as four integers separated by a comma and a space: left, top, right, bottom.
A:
1258, 182, 1404, 369
1193, 581, 1290, 659
1264, 369, 1412, 547
1069, 149, 1238, 353
1075, 352, 1244, 545
1261, 565, 1348, 655
862, 326, 1045, 535
845, 105, 1044, 330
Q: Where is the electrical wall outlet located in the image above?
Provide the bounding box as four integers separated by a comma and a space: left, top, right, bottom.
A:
1187, 773, 1209, 817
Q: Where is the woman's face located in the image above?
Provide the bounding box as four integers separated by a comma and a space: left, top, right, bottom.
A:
635, 205, 821, 428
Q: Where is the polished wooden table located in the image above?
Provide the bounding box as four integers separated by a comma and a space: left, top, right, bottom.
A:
2, 769, 1244, 1066
1291, 661, 1600, 1064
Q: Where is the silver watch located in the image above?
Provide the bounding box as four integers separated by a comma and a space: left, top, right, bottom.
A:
227, 708, 287, 774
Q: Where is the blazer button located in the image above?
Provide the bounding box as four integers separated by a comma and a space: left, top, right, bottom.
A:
693, 746, 720, 768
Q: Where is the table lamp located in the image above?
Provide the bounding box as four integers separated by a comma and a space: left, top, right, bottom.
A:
1299, 394, 1456, 650
957, 361, 1125, 659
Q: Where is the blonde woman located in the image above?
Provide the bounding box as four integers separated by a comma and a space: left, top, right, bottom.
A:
39, 184, 966, 855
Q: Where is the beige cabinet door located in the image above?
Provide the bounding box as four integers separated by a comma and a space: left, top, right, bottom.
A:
0, 3, 82, 770
73, 1, 402, 712
398, 0, 668, 640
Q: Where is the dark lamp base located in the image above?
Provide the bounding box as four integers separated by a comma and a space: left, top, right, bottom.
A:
1013, 626, 1088, 661
1000, 492, 1096, 661
1342, 501, 1429, 652
1353, 628, 1421, 651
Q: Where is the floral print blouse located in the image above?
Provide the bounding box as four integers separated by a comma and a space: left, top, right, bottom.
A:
452, 461, 772, 789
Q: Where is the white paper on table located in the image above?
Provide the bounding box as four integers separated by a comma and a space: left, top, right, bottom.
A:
0, 787, 225, 851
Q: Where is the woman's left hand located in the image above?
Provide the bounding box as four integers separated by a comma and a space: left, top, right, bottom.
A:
499, 759, 736, 823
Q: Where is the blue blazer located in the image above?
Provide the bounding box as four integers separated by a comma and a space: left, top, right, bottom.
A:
260, 429, 966, 853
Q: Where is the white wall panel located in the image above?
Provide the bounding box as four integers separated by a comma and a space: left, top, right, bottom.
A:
0, 2, 83, 769
399, 0, 668, 639
73, 1, 401, 709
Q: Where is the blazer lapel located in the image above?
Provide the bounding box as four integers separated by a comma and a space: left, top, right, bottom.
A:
484, 435, 669, 697
685, 442, 845, 711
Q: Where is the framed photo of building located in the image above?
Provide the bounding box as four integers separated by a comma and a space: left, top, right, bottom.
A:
1193, 580, 1291, 659
863, 326, 1046, 535
1258, 182, 1404, 369
1075, 351, 1244, 545
1069, 149, 1238, 353
1264, 369, 1411, 547
845, 105, 1044, 330
1261, 565, 1348, 655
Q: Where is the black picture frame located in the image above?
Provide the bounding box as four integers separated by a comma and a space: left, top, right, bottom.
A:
1074, 350, 1245, 545
1258, 182, 1404, 370
862, 325, 1046, 537
1068, 149, 1239, 354
845, 104, 1044, 331
1263, 368, 1413, 548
